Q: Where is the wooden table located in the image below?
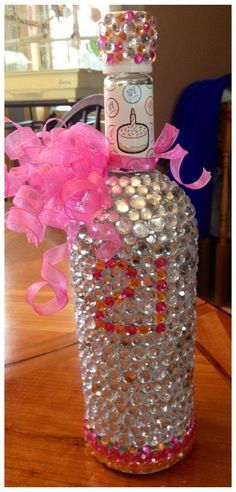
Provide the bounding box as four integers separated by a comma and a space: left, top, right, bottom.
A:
5, 229, 231, 487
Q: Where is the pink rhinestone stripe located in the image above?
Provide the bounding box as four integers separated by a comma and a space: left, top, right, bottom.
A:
83, 418, 196, 474
93, 256, 168, 335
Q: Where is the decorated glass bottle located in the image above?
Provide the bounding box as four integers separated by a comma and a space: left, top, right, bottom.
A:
70, 11, 198, 473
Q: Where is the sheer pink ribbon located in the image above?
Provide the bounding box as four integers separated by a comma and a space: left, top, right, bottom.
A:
5, 118, 211, 315
153, 123, 211, 189
110, 123, 211, 189
5, 117, 123, 315
26, 243, 69, 315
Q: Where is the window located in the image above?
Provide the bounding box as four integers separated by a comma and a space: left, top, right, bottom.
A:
5, 4, 112, 72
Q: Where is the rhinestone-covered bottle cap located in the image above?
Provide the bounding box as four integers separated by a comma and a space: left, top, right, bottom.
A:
98, 10, 158, 74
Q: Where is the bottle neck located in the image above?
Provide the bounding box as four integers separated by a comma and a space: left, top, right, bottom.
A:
104, 69, 155, 174
104, 72, 153, 84
103, 62, 153, 75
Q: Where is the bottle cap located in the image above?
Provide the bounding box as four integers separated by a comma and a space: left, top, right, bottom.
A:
98, 10, 158, 74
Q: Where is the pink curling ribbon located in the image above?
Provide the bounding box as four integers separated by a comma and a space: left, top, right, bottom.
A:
154, 123, 211, 189
5, 118, 210, 315
110, 123, 211, 190
5, 118, 120, 315
26, 243, 69, 316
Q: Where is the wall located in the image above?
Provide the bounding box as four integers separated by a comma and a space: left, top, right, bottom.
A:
146, 5, 231, 135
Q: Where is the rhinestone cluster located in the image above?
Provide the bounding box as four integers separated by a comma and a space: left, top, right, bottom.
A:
84, 418, 196, 474
98, 11, 158, 66
70, 169, 198, 473
93, 254, 167, 335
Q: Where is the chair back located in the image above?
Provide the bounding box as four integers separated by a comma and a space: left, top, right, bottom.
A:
59, 94, 104, 131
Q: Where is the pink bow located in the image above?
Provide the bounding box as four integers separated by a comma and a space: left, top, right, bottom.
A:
5, 118, 211, 315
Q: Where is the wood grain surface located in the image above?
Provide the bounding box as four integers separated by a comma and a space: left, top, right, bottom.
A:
5, 230, 231, 487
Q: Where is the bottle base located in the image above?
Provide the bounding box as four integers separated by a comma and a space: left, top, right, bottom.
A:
84, 419, 196, 474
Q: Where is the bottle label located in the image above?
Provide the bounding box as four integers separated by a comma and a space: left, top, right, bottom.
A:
104, 83, 154, 161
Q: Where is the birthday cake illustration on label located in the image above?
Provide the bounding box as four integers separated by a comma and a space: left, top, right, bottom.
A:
117, 108, 149, 154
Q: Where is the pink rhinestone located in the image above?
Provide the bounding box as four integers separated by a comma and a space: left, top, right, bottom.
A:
150, 39, 157, 49
149, 49, 156, 60
95, 443, 101, 451
143, 22, 150, 31
104, 296, 115, 306
92, 268, 102, 280
96, 310, 104, 320
155, 323, 166, 333
156, 279, 167, 291
171, 436, 179, 446
112, 449, 121, 462
155, 301, 166, 313
114, 42, 123, 52
104, 322, 115, 333
150, 450, 161, 461
132, 452, 140, 463
122, 287, 135, 298
103, 447, 110, 458
188, 427, 193, 437
158, 450, 164, 460
124, 10, 135, 23
107, 53, 115, 64
162, 449, 170, 459
155, 257, 167, 269
123, 451, 133, 464
106, 258, 116, 268
125, 266, 137, 277
142, 445, 150, 455
134, 53, 143, 64
125, 325, 137, 336
108, 176, 119, 186
98, 36, 106, 49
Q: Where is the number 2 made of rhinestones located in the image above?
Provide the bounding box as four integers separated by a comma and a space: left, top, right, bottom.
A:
92, 255, 167, 335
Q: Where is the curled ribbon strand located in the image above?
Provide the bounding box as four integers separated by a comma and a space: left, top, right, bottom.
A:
26, 243, 69, 316
4, 118, 211, 315
110, 122, 211, 190
154, 123, 211, 189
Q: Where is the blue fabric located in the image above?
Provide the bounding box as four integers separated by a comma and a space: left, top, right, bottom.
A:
169, 74, 231, 237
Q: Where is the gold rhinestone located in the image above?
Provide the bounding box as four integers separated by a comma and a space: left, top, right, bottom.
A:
128, 209, 140, 221
130, 176, 141, 187
115, 199, 129, 213
125, 185, 135, 196
137, 185, 148, 195
141, 207, 152, 220
130, 195, 146, 210
147, 193, 161, 205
